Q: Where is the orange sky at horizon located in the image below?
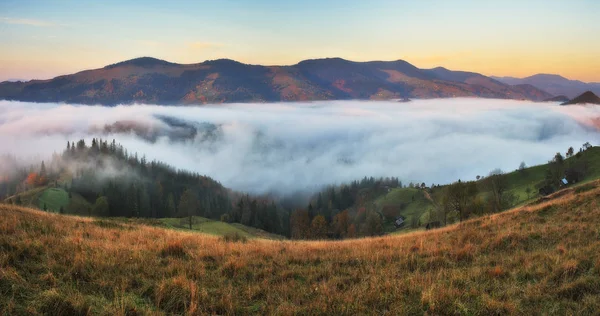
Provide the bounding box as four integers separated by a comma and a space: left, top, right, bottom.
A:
2, 51, 598, 83
1, 0, 599, 82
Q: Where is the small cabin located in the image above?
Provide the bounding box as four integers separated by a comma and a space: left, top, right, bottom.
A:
394, 216, 406, 228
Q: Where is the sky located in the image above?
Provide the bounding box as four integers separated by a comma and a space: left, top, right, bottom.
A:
1, 0, 599, 82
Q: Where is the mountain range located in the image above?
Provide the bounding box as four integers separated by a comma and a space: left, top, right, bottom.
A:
0, 57, 553, 105
492, 74, 600, 99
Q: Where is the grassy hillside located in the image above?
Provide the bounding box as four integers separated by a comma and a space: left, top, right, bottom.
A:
491, 146, 600, 205
159, 216, 284, 240
367, 147, 600, 236
2, 181, 600, 314
6, 185, 92, 215
37, 188, 69, 212
375, 187, 434, 230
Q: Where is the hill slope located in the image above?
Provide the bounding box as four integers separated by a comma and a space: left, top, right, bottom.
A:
543, 95, 570, 102
2, 180, 600, 314
562, 91, 600, 105
0, 57, 553, 105
493, 74, 600, 99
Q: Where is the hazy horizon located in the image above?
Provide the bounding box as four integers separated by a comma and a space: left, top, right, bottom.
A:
1, 98, 598, 195
3, 56, 600, 85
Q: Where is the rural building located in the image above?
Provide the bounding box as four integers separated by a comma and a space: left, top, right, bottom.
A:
394, 216, 406, 228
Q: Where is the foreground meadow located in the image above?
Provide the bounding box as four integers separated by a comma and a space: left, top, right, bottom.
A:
2, 183, 600, 315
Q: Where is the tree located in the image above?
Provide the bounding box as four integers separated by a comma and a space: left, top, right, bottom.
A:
76, 139, 86, 150
443, 179, 479, 221
220, 213, 231, 223
382, 205, 401, 222
410, 214, 420, 228
290, 209, 310, 239
583, 142, 592, 151
518, 161, 527, 173
332, 209, 350, 238
364, 211, 383, 236
525, 187, 532, 199
43, 203, 47, 212
566, 147, 574, 158
545, 153, 565, 191
166, 193, 176, 217
316, 193, 323, 212
40, 161, 47, 178
178, 189, 199, 230
486, 170, 511, 213
554, 152, 564, 165
310, 215, 328, 239
92, 196, 109, 216
347, 224, 357, 238
59, 206, 64, 214
26, 173, 39, 187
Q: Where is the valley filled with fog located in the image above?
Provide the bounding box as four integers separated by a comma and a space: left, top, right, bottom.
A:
1, 99, 599, 195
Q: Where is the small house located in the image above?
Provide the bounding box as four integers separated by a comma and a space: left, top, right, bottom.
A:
394, 215, 406, 228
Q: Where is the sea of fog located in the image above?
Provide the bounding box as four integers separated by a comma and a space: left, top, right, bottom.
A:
1, 99, 599, 194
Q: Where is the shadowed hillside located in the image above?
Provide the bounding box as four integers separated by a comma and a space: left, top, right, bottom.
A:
0, 57, 553, 105
562, 91, 600, 105
2, 179, 600, 314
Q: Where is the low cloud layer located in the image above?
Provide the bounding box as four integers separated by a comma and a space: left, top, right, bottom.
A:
1, 99, 599, 194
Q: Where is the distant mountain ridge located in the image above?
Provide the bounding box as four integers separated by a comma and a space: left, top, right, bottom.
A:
0, 57, 553, 105
562, 91, 600, 105
492, 74, 600, 99
543, 95, 570, 103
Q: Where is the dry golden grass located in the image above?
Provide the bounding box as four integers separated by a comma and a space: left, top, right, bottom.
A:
2, 182, 600, 315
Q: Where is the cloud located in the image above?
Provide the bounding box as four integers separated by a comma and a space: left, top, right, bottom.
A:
0, 99, 599, 195
187, 41, 224, 50
0, 17, 65, 27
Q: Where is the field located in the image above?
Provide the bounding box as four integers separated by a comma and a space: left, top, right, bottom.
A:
159, 217, 284, 240
2, 181, 600, 314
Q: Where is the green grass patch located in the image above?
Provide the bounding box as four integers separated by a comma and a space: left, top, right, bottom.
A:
64, 192, 92, 215
376, 187, 434, 230
159, 216, 254, 239
38, 188, 69, 213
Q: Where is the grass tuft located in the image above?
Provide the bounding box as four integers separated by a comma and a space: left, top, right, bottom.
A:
159, 241, 188, 259
221, 231, 248, 243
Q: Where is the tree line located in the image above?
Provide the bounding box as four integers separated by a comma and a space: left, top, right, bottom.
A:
2, 140, 594, 240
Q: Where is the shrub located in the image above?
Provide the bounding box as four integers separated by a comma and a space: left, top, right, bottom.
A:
221, 232, 248, 243
155, 275, 193, 314
220, 213, 231, 222
37, 289, 90, 316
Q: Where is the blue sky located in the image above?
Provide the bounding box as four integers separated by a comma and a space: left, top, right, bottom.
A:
1, 0, 599, 81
